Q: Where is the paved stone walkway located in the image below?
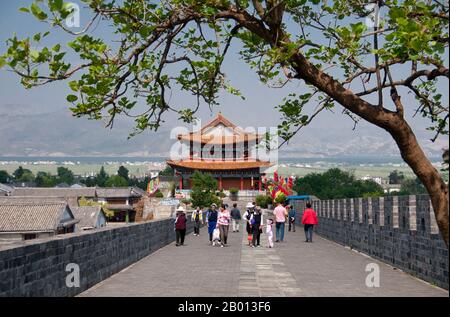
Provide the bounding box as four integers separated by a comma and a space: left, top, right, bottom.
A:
80, 223, 448, 297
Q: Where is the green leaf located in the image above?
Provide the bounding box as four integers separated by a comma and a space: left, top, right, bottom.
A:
49, 0, 63, 11
30, 50, 40, 60
30, 3, 48, 20
0, 56, 6, 69
67, 94, 78, 102
52, 44, 61, 52
68, 81, 79, 91
410, 38, 422, 51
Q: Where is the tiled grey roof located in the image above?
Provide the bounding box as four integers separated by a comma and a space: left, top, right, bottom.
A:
96, 187, 145, 198
0, 184, 14, 195
8, 186, 146, 199
0, 196, 79, 207
71, 206, 104, 229
0, 201, 71, 232
131, 187, 147, 197
11, 187, 96, 198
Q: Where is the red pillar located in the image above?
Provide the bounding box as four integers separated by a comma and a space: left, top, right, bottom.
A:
219, 176, 223, 190
258, 178, 262, 191
179, 176, 183, 190
240, 176, 244, 191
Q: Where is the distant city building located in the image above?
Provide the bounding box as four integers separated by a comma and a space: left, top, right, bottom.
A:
382, 184, 402, 194
360, 176, 384, 185
0, 201, 78, 242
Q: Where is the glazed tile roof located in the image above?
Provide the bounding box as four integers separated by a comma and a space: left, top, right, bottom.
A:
177, 113, 263, 144
166, 160, 273, 170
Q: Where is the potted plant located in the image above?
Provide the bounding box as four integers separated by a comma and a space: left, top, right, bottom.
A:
266, 196, 274, 209
256, 195, 269, 208
229, 187, 239, 201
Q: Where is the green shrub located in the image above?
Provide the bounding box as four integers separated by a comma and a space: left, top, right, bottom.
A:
266, 195, 274, 206
256, 195, 272, 208
190, 171, 220, 208
229, 187, 239, 195
181, 198, 192, 205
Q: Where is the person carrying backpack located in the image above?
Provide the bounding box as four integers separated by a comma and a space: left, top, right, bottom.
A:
250, 206, 264, 247
191, 206, 204, 236
243, 202, 254, 246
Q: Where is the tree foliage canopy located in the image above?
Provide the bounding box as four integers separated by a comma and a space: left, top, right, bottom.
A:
0, 170, 11, 183
293, 168, 384, 199
190, 170, 221, 208
1, 0, 448, 246
1, 0, 447, 139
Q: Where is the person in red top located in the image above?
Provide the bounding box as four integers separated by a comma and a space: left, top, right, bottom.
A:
301, 202, 318, 242
175, 206, 187, 246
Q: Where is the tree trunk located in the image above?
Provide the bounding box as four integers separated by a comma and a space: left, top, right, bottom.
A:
289, 53, 449, 247
227, 10, 449, 247
387, 117, 449, 247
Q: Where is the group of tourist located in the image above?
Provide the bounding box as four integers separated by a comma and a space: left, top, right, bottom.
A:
173, 200, 318, 247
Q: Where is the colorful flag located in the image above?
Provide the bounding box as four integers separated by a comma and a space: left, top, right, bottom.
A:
288, 176, 293, 188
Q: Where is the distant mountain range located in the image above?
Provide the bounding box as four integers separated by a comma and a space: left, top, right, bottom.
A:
0, 103, 447, 159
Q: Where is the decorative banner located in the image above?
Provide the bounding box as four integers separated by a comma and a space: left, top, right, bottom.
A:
288, 176, 293, 188
147, 177, 160, 195
268, 174, 293, 199
274, 171, 279, 182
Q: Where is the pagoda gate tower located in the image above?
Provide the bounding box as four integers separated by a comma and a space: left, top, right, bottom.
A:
166, 113, 273, 191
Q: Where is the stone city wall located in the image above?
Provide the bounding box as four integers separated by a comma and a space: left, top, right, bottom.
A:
293, 195, 448, 289
0, 215, 196, 296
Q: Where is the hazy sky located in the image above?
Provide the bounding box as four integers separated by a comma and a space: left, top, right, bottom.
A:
0, 1, 448, 157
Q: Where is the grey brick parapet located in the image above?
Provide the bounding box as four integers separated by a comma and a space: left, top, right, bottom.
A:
292, 195, 448, 290
0, 216, 196, 297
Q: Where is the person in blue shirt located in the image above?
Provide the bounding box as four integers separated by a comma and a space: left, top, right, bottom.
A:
287, 204, 297, 232
207, 203, 218, 245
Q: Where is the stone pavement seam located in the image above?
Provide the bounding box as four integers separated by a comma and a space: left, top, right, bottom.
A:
238, 225, 303, 297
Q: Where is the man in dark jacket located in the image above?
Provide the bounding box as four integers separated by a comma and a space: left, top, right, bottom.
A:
230, 203, 241, 232
287, 205, 297, 232
207, 203, 218, 245
250, 206, 263, 247
175, 206, 187, 246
